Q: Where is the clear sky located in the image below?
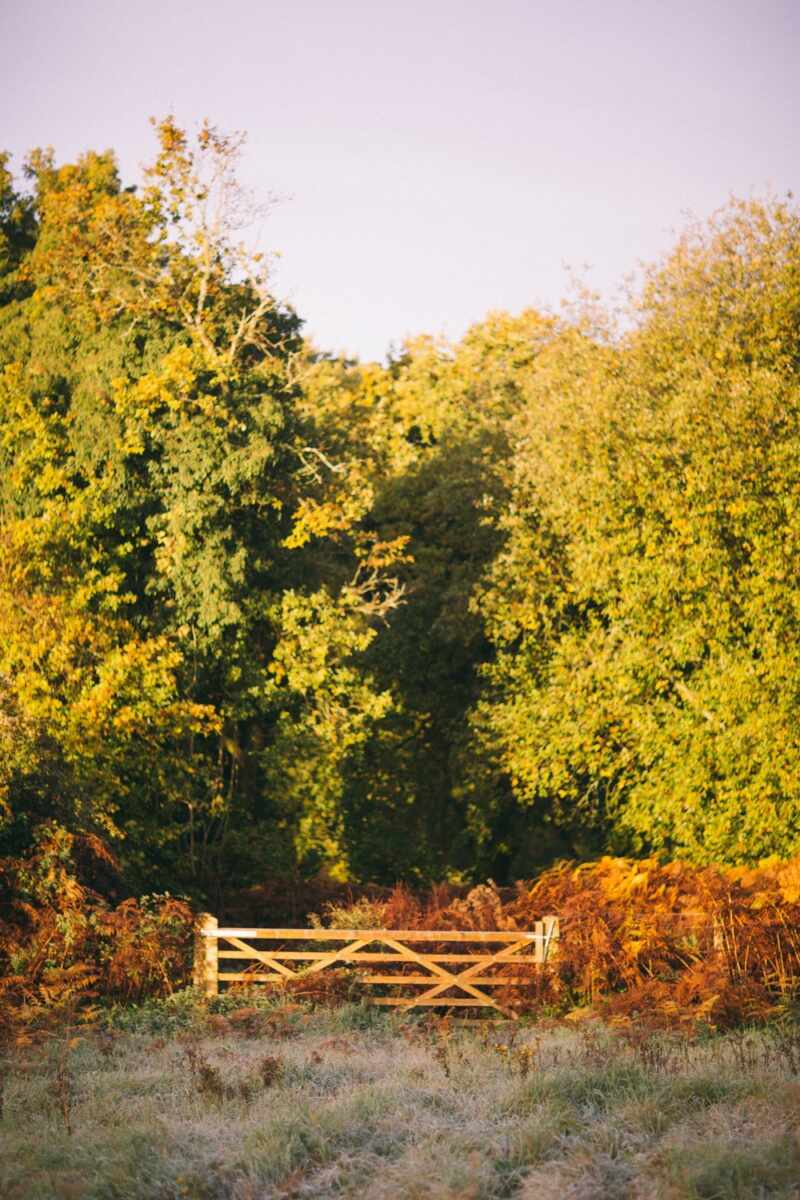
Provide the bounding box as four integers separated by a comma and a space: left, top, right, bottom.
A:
2, 0, 798, 361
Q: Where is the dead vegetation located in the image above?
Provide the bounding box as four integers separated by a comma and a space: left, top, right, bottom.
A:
6, 830, 800, 1043
325, 856, 800, 1028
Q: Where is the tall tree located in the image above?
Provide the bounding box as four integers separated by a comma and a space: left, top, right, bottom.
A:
0, 121, 401, 892
474, 198, 800, 865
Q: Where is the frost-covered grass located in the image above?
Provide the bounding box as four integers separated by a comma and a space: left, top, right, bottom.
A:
4, 995, 800, 1199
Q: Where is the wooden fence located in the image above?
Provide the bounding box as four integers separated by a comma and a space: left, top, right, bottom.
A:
193, 917, 559, 1019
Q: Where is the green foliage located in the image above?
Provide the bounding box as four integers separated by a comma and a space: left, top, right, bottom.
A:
296, 312, 562, 880
473, 198, 800, 864
0, 121, 397, 890
3, 115, 800, 895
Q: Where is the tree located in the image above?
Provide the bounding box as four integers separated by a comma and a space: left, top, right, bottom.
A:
0, 120, 394, 890
474, 198, 800, 865
296, 311, 563, 880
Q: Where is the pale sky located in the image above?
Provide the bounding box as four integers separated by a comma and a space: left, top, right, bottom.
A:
2, 0, 798, 361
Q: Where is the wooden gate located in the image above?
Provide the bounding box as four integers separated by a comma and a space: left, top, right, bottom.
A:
194, 918, 559, 1019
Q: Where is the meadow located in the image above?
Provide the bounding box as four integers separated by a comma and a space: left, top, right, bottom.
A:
4, 994, 800, 1200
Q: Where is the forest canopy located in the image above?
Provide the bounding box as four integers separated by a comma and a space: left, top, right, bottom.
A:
2, 119, 800, 902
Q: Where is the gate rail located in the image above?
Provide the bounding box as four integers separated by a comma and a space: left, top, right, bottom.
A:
193, 917, 559, 1018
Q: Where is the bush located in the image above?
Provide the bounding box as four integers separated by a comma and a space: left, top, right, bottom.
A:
0, 824, 193, 1042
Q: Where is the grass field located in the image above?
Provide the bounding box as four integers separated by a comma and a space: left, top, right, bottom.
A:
4, 995, 800, 1199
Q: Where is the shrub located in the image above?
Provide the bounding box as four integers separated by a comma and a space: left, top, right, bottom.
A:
0, 824, 193, 1042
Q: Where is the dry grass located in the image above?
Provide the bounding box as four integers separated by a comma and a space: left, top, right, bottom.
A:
3, 997, 800, 1199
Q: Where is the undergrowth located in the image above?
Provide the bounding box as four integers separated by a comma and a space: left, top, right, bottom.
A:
7, 826, 800, 1039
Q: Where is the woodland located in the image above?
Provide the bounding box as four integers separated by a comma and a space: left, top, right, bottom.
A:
2, 117, 800, 1003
